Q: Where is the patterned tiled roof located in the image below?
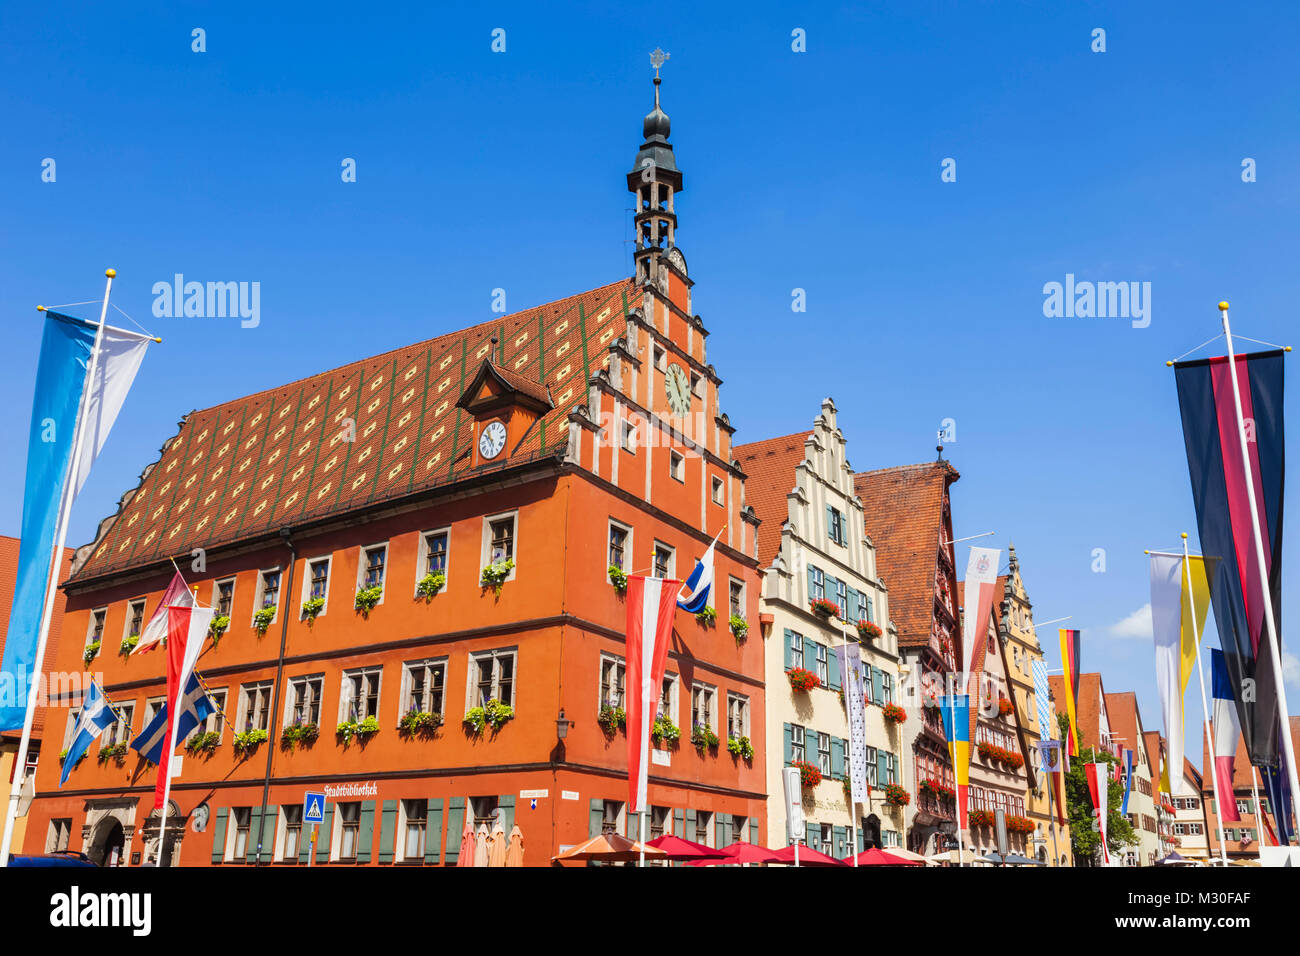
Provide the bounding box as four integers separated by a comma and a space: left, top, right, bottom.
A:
854, 462, 958, 647
72, 279, 636, 582
734, 431, 812, 568
0, 536, 73, 739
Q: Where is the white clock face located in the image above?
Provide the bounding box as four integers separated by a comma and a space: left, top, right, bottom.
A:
666, 363, 691, 416
478, 421, 507, 460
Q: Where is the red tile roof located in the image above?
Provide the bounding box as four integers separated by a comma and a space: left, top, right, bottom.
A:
734, 431, 812, 567
1105, 692, 1146, 758
72, 278, 635, 582
1048, 671, 1107, 749
0, 535, 74, 740
853, 462, 958, 647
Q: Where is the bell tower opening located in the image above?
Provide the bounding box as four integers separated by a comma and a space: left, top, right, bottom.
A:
627, 48, 684, 292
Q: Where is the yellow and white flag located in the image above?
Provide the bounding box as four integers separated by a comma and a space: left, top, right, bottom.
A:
1147, 553, 1212, 794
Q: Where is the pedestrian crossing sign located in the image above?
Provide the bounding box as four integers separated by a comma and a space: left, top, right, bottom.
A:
304, 791, 326, 824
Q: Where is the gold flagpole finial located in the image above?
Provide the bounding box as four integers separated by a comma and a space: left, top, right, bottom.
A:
36, 305, 46, 312
152, 337, 162, 343
1218, 301, 1229, 311
105, 268, 116, 278
1181, 532, 1188, 540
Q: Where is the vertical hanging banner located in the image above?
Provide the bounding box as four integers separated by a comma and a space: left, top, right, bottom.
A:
1259, 759, 1293, 846
0, 312, 151, 731
1210, 649, 1243, 823
1059, 629, 1082, 756
1174, 350, 1284, 765
960, 547, 1001, 689
1148, 553, 1212, 794
834, 642, 868, 806
1121, 749, 1134, 815
1085, 762, 1110, 864
939, 694, 971, 832
626, 575, 678, 812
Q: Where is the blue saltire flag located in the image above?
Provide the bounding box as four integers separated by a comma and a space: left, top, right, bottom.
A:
59, 681, 116, 787
131, 671, 216, 765
677, 530, 721, 613
1260, 754, 1294, 846
1121, 748, 1134, 814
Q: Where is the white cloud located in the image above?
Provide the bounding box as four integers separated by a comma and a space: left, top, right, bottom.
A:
1283, 650, 1300, 688
1110, 603, 1152, 640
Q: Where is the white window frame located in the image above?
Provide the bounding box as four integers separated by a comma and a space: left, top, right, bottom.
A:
284, 673, 325, 728
621, 419, 638, 454
278, 804, 304, 862
214, 577, 236, 619
417, 527, 451, 594
691, 682, 717, 733
728, 577, 745, 618
466, 648, 517, 709
398, 799, 429, 862
189, 687, 227, 743
254, 568, 282, 625
695, 809, 713, 847
599, 653, 627, 711
669, 449, 685, 482
85, 607, 107, 654
339, 667, 384, 723
356, 542, 389, 605
711, 475, 724, 505
301, 555, 332, 618
142, 696, 165, 728
652, 541, 675, 579
726, 692, 749, 740
123, 598, 146, 643
481, 511, 519, 582
607, 519, 633, 573
333, 801, 362, 862
62, 708, 82, 751
237, 680, 273, 733
817, 732, 831, 775
658, 673, 679, 723
400, 657, 448, 717
227, 807, 251, 861
101, 702, 134, 750
791, 725, 806, 763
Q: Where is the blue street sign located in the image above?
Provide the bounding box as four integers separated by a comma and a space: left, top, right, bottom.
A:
304, 791, 326, 824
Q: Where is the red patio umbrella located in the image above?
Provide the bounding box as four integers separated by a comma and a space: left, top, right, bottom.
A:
842, 847, 923, 866
769, 844, 847, 867
689, 841, 781, 865
643, 835, 728, 861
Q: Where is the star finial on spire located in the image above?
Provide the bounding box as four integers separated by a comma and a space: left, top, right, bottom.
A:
649, 48, 669, 78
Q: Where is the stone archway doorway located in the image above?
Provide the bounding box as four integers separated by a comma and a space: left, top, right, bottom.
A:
88, 817, 125, 867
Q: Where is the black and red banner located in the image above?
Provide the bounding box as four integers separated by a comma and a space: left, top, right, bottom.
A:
1175, 349, 1284, 766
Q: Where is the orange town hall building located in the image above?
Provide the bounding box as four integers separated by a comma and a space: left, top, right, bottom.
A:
23, 74, 768, 866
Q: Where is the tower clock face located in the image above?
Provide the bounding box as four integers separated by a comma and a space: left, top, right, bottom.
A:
478, 420, 507, 460
666, 363, 692, 415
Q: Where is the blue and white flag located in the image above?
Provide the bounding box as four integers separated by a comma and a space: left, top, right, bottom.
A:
676, 530, 721, 613
833, 642, 868, 805
0, 310, 151, 731
59, 681, 116, 787
131, 671, 216, 765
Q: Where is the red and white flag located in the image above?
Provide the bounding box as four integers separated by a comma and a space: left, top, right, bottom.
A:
1085, 762, 1110, 863
133, 570, 195, 655
154, 597, 214, 809
626, 575, 678, 813
960, 547, 1000, 689
1211, 649, 1242, 823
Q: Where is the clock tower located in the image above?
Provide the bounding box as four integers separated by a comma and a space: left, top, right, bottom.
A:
455, 353, 555, 468
628, 48, 685, 296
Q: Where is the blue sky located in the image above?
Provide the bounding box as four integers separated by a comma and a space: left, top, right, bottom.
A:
3, 1, 1299, 750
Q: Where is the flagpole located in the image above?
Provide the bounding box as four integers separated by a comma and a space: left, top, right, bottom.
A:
1217, 301, 1300, 805
0, 269, 115, 868
155, 646, 187, 866
1180, 535, 1228, 866
1249, 768, 1265, 860
1045, 758, 1060, 866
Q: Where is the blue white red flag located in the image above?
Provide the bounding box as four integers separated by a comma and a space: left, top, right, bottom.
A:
1121, 749, 1134, 814
1211, 649, 1243, 822
626, 575, 678, 812
676, 530, 721, 613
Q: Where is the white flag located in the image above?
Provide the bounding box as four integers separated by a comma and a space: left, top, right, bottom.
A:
72, 322, 152, 495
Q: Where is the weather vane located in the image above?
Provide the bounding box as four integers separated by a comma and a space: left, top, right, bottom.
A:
650, 48, 669, 78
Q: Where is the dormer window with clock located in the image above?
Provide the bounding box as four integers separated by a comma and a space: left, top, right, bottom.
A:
455, 355, 555, 468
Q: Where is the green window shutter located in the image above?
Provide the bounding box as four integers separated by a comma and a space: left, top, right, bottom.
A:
673, 808, 684, 838
425, 798, 444, 864
808, 565, 817, 599
628, 812, 640, 841
316, 806, 333, 862
260, 809, 275, 863
716, 814, 727, 848
846, 588, 857, 621
858, 825, 865, 852
685, 808, 696, 839
831, 737, 844, 779
246, 808, 262, 863
749, 818, 758, 845
445, 797, 465, 864
834, 826, 847, 859
826, 505, 835, 541
356, 800, 376, 863
498, 794, 515, 832
872, 667, 884, 703
828, 647, 842, 691
299, 814, 314, 865
378, 799, 398, 864
211, 808, 228, 863
806, 821, 818, 847
783, 723, 793, 765
866, 596, 874, 623
589, 799, 604, 838
803, 637, 816, 673
877, 749, 888, 785
784, 629, 795, 670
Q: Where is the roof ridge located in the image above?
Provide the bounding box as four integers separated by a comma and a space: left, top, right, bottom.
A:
734, 429, 814, 457
187, 277, 632, 417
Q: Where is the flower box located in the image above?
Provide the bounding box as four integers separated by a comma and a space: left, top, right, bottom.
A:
690, 723, 719, 750
398, 710, 444, 737
233, 728, 269, 756
727, 735, 754, 761
119, 634, 139, 656
598, 704, 626, 736
792, 760, 822, 789
1006, 814, 1035, 834
918, 778, 955, 801
479, 559, 515, 595
336, 715, 380, 745
97, 742, 127, 764
694, 605, 717, 627
729, 615, 749, 642
882, 703, 907, 724
787, 667, 821, 692
856, 620, 882, 641
83, 641, 101, 666
208, 615, 230, 645
301, 597, 325, 622
607, 564, 628, 592
280, 722, 319, 751
997, 697, 1014, 717
810, 598, 839, 620
651, 714, 681, 745
416, 570, 447, 599
253, 606, 276, 635
969, 809, 995, 828
463, 698, 513, 735
185, 731, 221, 755
353, 585, 383, 614
883, 784, 910, 807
